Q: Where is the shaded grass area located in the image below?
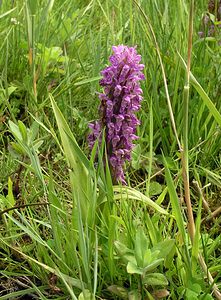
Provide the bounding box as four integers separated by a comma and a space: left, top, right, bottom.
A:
0, 0, 221, 299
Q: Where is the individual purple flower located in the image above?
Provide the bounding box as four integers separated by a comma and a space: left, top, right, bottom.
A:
88, 45, 145, 184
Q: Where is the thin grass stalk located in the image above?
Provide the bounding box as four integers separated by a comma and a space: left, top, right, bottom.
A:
93, 228, 98, 296
31, 14, 37, 98
26, 1, 37, 100
146, 97, 153, 196
182, 0, 195, 242
184, 2, 221, 298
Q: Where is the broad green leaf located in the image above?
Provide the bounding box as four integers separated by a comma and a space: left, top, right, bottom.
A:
9, 120, 22, 141
144, 273, 168, 286
185, 289, 198, 300
131, 144, 142, 170
149, 182, 162, 196
143, 249, 152, 267
33, 140, 43, 151
187, 282, 202, 294
145, 214, 158, 245
8, 86, 17, 96
123, 254, 137, 265
200, 295, 215, 300
50, 94, 91, 222
107, 285, 128, 299
10, 142, 25, 155
143, 258, 164, 274
18, 120, 28, 142
114, 241, 136, 264
78, 290, 95, 300
7, 177, 15, 208
50, 94, 90, 171
113, 186, 170, 216
114, 241, 133, 256
135, 227, 149, 267
152, 240, 175, 260
127, 262, 143, 275
152, 239, 176, 268
156, 187, 168, 205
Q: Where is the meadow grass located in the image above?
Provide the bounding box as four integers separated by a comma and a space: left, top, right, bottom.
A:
0, 0, 221, 299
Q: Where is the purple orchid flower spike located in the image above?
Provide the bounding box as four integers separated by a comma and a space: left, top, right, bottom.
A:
88, 45, 145, 184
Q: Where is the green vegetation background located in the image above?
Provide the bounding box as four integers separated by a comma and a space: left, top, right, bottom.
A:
0, 0, 220, 299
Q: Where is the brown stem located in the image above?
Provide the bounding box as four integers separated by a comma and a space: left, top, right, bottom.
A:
0, 202, 49, 217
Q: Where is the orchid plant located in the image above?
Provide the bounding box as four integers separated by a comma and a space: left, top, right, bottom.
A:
88, 45, 145, 184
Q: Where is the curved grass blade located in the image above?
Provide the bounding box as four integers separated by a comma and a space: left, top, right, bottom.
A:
113, 186, 170, 216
